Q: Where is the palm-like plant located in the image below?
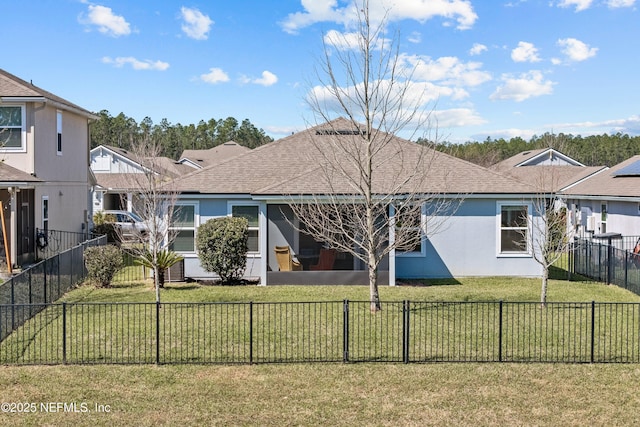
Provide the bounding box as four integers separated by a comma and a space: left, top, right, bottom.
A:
134, 249, 184, 288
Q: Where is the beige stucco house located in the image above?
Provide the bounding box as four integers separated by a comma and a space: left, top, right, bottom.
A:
0, 68, 96, 269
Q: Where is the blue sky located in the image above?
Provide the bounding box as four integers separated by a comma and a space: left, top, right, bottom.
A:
3, 0, 639, 143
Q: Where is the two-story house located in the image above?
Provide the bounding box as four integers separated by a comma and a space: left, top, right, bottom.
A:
0, 68, 96, 269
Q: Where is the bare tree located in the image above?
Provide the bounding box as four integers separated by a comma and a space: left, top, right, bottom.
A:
118, 136, 182, 303
522, 169, 575, 307
289, 1, 456, 312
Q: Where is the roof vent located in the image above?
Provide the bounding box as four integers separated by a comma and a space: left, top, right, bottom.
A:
315, 129, 365, 136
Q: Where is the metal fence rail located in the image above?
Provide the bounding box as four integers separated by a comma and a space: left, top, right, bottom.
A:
2, 300, 640, 365
0, 235, 106, 342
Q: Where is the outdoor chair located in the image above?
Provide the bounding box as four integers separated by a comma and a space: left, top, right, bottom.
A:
274, 245, 303, 271
310, 248, 336, 271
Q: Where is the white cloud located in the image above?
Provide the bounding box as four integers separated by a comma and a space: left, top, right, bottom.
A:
401, 54, 492, 87
200, 68, 230, 84
324, 29, 390, 50
280, 0, 478, 34
408, 31, 422, 44
242, 71, 279, 86
81, 4, 131, 37
180, 7, 213, 40
511, 41, 541, 63
490, 70, 554, 102
557, 38, 598, 61
553, 115, 640, 135
556, 0, 594, 11
432, 108, 486, 128
102, 56, 169, 71
606, 0, 636, 7
469, 43, 487, 56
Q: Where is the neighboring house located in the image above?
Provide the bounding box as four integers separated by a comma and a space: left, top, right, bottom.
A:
0, 68, 96, 269
90, 143, 248, 216
561, 155, 640, 238
90, 144, 193, 214
167, 118, 546, 286
491, 148, 606, 194
178, 141, 250, 170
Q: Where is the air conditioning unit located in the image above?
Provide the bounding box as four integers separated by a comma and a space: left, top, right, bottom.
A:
586, 216, 596, 232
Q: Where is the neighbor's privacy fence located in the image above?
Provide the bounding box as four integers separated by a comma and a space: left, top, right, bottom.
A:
1, 300, 640, 365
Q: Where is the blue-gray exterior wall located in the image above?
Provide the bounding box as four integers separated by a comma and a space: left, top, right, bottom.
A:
396, 198, 542, 279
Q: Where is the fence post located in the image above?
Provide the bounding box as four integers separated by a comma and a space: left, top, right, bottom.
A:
498, 300, 503, 362
249, 301, 253, 365
624, 251, 629, 290
343, 300, 349, 363
10, 280, 15, 331
62, 302, 67, 365
43, 259, 48, 303
590, 300, 595, 363
403, 300, 410, 364
155, 301, 160, 365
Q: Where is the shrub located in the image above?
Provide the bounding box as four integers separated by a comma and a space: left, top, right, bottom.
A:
196, 217, 248, 285
92, 212, 120, 243
134, 249, 184, 288
84, 245, 124, 287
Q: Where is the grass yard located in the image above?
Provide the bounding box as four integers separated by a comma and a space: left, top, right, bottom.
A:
1, 363, 640, 426
1, 277, 640, 425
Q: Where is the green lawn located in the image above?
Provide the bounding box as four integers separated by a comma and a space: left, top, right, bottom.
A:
1, 278, 640, 425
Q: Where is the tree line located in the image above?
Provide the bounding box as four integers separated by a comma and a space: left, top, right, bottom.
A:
429, 132, 640, 168
89, 110, 274, 160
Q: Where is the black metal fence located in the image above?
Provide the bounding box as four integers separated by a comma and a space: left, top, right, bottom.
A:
1, 299, 639, 365
573, 238, 640, 296
0, 235, 107, 342
35, 228, 92, 261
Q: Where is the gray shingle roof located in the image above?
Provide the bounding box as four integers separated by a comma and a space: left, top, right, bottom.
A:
0, 163, 42, 183
171, 118, 535, 196
561, 155, 640, 198
0, 68, 96, 118
179, 141, 250, 168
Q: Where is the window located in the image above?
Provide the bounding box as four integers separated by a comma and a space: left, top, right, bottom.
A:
0, 105, 25, 150
169, 204, 197, 252
498, 203, 529, 254
395, 203, 426, 255
230, 204, 259, 253
601, 203, 607, 233
42, 197, 49, 231
56, 110, 62, 154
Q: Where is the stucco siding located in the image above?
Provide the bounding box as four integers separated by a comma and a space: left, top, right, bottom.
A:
397, 198, 542, 279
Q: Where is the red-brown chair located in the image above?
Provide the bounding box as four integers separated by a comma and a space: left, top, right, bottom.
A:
310, 249, 336, 271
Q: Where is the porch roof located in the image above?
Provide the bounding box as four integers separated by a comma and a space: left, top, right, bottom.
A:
170, 118, 535, 196
0, 163, 42, 184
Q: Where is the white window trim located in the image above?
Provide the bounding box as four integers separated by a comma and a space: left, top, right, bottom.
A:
169, 202, 199, 254
496, 201, 532, 258
42, 196, 49, 230
56, 110, 63, 155
0, 103, 27, 153
397, 203, 427, 258
228, 201, 261, 257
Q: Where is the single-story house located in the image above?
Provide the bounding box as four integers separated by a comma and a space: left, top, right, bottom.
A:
561, 155, 640, 239
167, 118, 550, 286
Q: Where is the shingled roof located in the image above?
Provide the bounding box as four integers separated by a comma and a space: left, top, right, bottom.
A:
561, 155, 640, 199
0, 68, 96, 119
179, 141, 250, 168
170, 118, 535, 196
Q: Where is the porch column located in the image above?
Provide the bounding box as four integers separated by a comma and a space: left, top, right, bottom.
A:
9, 188, 17, 269
388, 205, 396, 286
259, 202, 268, 286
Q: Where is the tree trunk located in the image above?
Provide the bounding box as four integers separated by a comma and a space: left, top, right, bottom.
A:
368, 254, 381, 312
540, 267, 548, 308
